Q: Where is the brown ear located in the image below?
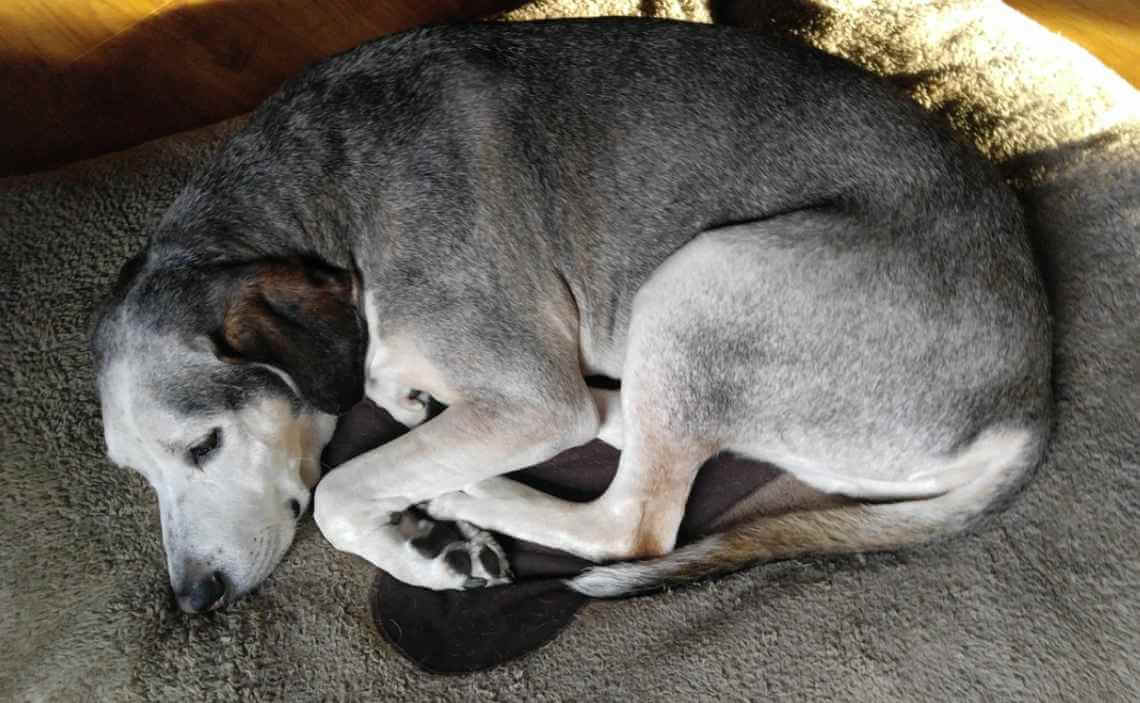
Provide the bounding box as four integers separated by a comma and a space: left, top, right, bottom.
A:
216, 257, 365, 415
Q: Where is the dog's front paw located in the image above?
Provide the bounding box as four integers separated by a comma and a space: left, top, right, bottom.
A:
392, 507, 512, 589
426, 477, 531, 523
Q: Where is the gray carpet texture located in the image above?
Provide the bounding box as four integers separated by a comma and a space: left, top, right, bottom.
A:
2, 0, 1137, 700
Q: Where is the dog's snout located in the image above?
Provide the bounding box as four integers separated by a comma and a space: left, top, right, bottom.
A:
177, 570, 228, 613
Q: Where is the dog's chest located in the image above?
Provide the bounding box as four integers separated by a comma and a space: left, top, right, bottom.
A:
361, 292, 450, 406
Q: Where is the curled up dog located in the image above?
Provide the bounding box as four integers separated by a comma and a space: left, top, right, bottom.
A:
90, 18, 1051, 613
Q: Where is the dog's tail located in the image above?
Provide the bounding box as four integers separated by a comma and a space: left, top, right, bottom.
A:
569, 426, 1044, 598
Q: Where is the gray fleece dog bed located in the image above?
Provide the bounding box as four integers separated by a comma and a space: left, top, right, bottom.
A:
2, 0, 1138, 699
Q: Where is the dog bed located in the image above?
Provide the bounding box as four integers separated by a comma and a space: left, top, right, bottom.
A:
2, 0, 1137, 698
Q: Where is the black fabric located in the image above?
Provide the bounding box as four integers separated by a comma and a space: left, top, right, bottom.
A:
322, 398, 781, 672
370, 574, 588, 674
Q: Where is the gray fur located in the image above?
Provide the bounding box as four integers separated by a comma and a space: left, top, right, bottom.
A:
92, 18, 1050, 601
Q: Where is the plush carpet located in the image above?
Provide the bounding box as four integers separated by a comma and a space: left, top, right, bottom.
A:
2, 0, 1137, 699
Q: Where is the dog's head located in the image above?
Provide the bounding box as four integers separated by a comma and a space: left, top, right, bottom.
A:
92, 251, 364, 612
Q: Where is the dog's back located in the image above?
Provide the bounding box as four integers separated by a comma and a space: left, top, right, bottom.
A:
179, 19, 1034, 380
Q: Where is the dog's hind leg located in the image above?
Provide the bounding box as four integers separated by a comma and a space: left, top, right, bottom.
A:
568, 214, 1051, 596
438, 209, 1049, 581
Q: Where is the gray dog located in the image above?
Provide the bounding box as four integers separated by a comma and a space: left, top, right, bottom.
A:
91, 18, 1051, 613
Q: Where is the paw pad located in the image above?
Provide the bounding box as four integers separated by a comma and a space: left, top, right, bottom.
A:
390, 507, 513, 589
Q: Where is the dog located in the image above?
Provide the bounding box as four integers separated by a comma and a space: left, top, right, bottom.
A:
91, 18, 1051, 612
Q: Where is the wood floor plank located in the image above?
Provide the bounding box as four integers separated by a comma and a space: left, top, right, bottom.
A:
0, 0, 524, 175
0, 0, 177, 59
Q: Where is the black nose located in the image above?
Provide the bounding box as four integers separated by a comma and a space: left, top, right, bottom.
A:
177, 571, 227, 613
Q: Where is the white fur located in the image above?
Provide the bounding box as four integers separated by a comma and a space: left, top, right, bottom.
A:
363, 294, 431, 428
101, 353, 335, 604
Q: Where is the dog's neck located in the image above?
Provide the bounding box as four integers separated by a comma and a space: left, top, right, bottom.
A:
149, 125, 368, 272
149, 184, 356, 273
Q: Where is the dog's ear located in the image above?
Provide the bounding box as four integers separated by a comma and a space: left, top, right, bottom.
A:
90, 251, 148, 366
213, 257, 365, 415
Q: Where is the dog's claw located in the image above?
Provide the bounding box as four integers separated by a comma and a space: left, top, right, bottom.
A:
390, 506, 512, 590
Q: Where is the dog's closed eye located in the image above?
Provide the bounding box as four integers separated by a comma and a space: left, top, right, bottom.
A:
188, 428, 221, 468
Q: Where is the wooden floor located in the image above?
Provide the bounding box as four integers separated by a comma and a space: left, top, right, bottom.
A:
1, 0, 1137, 177
0, 0, 523, 176
1006, 0, 1140, 87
